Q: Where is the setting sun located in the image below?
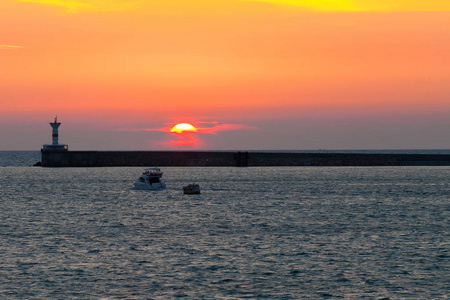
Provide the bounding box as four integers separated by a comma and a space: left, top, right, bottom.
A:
170, 123, 197, 133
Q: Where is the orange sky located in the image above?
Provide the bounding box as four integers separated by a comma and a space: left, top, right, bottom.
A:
1, 0, 449, 150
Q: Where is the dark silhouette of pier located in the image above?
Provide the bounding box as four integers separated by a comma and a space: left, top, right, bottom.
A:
40, 150, 450, 167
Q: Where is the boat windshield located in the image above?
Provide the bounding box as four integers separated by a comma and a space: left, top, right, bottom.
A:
143, 168, 161, 175
149, 177, 161, 184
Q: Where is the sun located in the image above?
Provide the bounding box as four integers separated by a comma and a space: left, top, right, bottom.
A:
170, 123, 197, 133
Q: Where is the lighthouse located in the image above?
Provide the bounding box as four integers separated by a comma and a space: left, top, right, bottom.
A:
42, 117, 68, 151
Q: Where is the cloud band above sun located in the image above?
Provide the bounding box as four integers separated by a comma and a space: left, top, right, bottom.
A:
0, 45, 24, 49
19, 0, 88, 12
132, 122, 257, 135
18, 0, 139, 12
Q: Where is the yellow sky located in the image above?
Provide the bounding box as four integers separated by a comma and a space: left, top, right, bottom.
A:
1, 0, 449, 116
17, 0, 450, 12
249, 0, 450, 11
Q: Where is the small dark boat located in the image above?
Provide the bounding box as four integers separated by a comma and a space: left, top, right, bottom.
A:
183, 184, 201, 194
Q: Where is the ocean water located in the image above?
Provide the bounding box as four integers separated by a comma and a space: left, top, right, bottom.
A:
0, 152, 449, 299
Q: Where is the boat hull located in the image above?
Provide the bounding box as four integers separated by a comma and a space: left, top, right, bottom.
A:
133, 182, 166, 190
183, 184, 201, 194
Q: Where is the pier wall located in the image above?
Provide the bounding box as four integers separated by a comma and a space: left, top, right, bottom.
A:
41, 151, 450, 167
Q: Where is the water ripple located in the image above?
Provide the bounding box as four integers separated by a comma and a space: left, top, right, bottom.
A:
0, 166, 449, 299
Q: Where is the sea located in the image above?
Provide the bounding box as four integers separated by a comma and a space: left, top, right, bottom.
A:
0, 151, 449, 299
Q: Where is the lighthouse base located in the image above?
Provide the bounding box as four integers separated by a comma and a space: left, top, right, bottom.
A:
42, 144, 68, 151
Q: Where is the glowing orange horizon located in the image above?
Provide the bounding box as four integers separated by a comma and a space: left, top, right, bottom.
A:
2, 0, 449, 152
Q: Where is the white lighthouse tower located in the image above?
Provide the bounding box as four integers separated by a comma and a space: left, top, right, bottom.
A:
42, 117, 68, 151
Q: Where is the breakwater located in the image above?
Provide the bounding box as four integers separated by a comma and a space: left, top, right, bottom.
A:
40, 150, 450, 167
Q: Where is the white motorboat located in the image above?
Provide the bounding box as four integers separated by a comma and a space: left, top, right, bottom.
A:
183, 183, 201, 194
133, 168, 167, 190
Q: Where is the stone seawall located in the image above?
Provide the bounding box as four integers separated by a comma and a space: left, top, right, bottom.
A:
41, 151, 450, 167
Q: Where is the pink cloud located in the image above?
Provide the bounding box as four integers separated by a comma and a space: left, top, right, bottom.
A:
117, 121, 258, 148
196, 124, 257, 134
156, 132, 205, 148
